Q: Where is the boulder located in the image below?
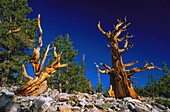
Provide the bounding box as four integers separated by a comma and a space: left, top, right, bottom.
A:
30, 96, 53, 112
5, 102, 21, 112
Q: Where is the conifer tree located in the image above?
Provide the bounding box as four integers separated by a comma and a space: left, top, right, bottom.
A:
96, 69, 103, 93
144, 73, 158, 98
0, 0, 37, 85
158, 62, 170, 98
48, 34, 90, 93
96, 83, 103, 93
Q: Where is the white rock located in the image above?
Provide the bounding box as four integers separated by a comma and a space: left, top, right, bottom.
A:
89, 107, 100, 112
1, 88, 14, 96
104, 97, 116, 102
145, 103, 153, 109
72, 106, 81, 112
59, 104, 72, 111
79, 101, 87, 108
123, 97, 132, 101
31, 96, 53, 112
135, 104, 150, 112
58, 93, 70, 101
123, 97, 142, 103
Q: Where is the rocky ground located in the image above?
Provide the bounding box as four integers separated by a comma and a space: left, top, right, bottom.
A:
0, 86, 169, 112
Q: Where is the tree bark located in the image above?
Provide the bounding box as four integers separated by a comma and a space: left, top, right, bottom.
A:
15, 14, 67, 96
95, 18, 161, 101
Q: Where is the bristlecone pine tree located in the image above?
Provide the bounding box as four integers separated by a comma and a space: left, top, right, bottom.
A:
15, 14, 67, 96
95, 18, 161, 101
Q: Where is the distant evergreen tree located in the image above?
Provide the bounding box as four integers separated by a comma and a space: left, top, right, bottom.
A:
96, 69, 103, 93
144, 73, 158, 98
0, 0, 37, 85
96, 83, 103, 93
48, 34, 90, 93
158, 62, 170, 98
81, 54, 85, 76
134, 86, 145, 96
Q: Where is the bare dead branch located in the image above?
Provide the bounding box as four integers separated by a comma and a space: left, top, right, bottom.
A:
51, 47, 62, 67
119, 39, 133, 54
114, 22, 131, 38
117, 32, 133, 42
108, 85, 115, 97
97, 21, 112, 39
38, 14, 43, 47
39, 44, 50, 74
97, 21, 106, 35
7, 27, 21, 34
22, 64, 33, 80
124, 61, 138, 67
94, 62, 109, 74
115, 19, 124, 31
49, 47, 68, 69
100, 63, 111, 70
126, 62, 162, 77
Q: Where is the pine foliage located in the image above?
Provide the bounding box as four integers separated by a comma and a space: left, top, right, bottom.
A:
157, 62, 170, 98
48, 34, 90, 93
0, 0, 37, 85
96, 83, 103, 93
135, 62, 170, 98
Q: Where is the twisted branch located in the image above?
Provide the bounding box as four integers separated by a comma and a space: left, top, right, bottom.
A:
126, 62, 162, 77
7, 27, 21, 34
22, 64, 33, 80
94, 62, 114, 74
124, 61, 138, 67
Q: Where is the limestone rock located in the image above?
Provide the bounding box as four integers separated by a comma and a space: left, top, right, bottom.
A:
0, 87, 169, 112
5, 102, 21, 112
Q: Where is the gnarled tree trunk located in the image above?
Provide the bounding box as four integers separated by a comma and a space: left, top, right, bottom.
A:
95, 18, 161, 101
15, 14, 67, 96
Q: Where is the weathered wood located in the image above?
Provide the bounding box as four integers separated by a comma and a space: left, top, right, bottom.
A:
15, 14, 67, 96
108, 85, 115, 97
96, 18, 161, 101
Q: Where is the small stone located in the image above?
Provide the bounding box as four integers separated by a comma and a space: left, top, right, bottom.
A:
104, 97, 116, 103
85, 103, 94, 108
58, 93, 70, 102
145, 103, 153, 109
95, 99, 104, 105
69, 100, 76, 106
50, 89, 59, 99
135, 104, 150, 112
47, 106, 58, 112
118, 109, 131, 112
88, 107, 100, 112
69, 95, 79, 102
21, 106, 30, 112
108, 108, 114, 112
101, 103, 114, 110
78, 101, 87, 108
72, 106, 81, 112
127, 102, 135, 110
59, 105, 72, 111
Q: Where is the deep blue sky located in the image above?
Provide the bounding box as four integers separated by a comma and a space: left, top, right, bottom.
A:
28, 0, 170, 89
